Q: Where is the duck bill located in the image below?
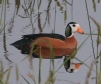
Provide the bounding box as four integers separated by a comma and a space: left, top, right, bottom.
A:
73, 63, 82, 72
75, 63, 82, 69
77, 27, 84, 34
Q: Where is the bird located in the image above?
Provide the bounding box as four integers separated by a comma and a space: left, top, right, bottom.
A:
11, 22, 84, 59
63, 57, 82, 73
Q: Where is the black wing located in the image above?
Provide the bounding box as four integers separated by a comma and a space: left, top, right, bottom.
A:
11, 33, 65, 47
22, 33, 65, 41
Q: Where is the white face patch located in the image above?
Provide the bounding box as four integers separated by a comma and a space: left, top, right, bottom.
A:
69, 24, 80, 33
67, 63, 76, 73
73, 69, 78, 72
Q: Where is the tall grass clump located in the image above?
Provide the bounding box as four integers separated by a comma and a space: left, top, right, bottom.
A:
0, 61, 12, 84
0, 0, 6, 33
85, 0, 101, 83
29, 38, 56, 84
89, 17, 101, 84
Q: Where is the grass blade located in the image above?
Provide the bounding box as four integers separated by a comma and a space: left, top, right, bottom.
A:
20, 74, 30, 84
5, 67, 12, 84
38, 47, 42, 84
98, 0, 100, 3
16, 65, 19, 81
85, 61, 94, 84
92, 0, 96, 12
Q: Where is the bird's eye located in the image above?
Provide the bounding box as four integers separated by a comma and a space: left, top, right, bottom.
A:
70, 69, 74, 73
72, 24, 75, 27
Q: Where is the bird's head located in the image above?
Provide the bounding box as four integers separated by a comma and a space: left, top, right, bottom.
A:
65, 22, 84, 37
66, 63, 82, 73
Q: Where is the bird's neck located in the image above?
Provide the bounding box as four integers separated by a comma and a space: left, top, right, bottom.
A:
66, 33, 74, 38
65, 35, 77, 49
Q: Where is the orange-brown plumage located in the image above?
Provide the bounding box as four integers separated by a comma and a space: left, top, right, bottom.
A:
31, 36, 77, 58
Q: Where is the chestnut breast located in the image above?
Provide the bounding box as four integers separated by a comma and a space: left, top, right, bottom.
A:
31, 36, 77, 58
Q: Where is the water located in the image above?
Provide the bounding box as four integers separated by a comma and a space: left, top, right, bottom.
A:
0, 0, 101, 84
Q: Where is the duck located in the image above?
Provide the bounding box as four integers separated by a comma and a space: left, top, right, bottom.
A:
64, 57, 82, 73
11, 22, 84, 59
